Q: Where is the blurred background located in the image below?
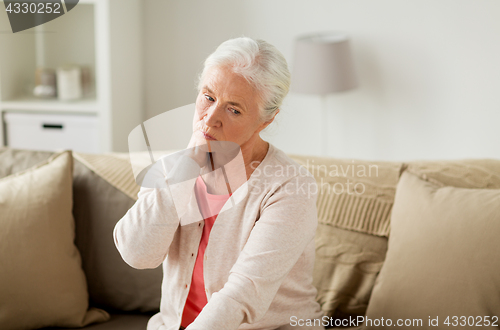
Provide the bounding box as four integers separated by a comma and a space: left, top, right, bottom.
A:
1, 0, 499, 161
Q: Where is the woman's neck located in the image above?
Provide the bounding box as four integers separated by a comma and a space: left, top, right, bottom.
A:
240, 136, 269, 179
199, 137, 269, 195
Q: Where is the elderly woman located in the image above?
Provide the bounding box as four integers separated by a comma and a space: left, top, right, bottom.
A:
114, 37, 324, 330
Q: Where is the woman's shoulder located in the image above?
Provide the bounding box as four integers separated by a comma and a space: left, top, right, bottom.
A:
252, 143, 319, 207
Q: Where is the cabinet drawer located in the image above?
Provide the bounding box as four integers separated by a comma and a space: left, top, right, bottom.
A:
4, 112, 100, 153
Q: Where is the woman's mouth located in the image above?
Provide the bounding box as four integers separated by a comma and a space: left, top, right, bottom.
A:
202, 131, 216, 140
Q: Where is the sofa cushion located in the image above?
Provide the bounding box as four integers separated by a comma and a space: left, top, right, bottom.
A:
364, 171, 500, 328
72, 154, 162, 312
40, 313, 153, 330
313, 224, 387, 318
0, 147, 55, 176
0, 148, 162, 313
288, 155, 401, 319
0, 150, 109, 329
404, 158, 500, 189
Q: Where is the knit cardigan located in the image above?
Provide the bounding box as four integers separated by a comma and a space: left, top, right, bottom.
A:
113, 143, 325, 330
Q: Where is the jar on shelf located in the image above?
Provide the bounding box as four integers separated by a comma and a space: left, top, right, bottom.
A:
33, 67, 57, 98
56, 64, 82, 101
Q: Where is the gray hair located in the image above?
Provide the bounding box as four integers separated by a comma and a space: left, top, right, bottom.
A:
197, 37, 291, 122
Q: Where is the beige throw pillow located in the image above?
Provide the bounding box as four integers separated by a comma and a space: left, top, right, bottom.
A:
364, 171, 500, 329
313, 224, 387, 318
288, 155, 401, 318
0, 151, 109, 329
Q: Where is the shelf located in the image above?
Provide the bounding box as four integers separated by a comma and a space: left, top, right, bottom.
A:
0, 0, 143, 152
0, 96, 99, 113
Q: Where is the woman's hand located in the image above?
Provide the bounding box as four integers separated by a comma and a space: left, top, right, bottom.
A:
137, 131, 207, 188
186, 131, 212, 168
185, 131, 246, 195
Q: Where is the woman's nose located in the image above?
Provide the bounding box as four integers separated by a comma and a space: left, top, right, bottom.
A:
204, 103, 223, 127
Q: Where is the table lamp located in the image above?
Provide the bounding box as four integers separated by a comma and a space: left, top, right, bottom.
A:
292, 32, 358, 155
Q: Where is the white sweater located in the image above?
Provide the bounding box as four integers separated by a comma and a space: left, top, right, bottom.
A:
113, 143, 325, 330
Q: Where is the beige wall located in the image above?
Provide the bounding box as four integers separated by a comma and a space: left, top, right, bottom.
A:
143, 0, 500, 161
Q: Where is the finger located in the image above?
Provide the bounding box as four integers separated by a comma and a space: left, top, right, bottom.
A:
207, 139, 212, 152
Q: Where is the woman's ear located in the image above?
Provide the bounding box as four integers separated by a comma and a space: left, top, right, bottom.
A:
259, 109, 280, 132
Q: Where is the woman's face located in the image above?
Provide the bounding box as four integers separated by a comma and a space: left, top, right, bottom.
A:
193, 65, 272, 148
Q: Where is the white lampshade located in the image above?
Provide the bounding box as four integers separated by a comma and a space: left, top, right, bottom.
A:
291, 32, 358, 95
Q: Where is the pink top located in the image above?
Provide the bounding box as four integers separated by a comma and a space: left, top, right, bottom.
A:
181, 176, 231, 328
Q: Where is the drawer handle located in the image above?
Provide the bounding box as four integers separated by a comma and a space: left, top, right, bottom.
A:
42, 123, 64, 130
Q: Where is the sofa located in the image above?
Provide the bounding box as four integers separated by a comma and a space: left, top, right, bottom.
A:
0, 147, 499, 330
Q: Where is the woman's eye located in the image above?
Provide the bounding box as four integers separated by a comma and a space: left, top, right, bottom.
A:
204, 94, 214, 102
230, 108, 241, 115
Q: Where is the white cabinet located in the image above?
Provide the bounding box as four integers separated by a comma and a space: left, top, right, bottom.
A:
4, 112, 100, 153
0, 0, 143, 153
